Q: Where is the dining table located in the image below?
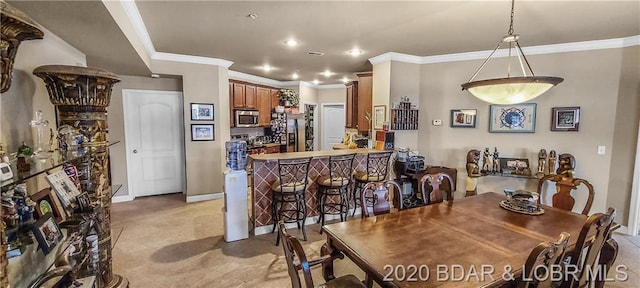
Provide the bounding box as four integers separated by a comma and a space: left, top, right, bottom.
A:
320, 192, 590, 288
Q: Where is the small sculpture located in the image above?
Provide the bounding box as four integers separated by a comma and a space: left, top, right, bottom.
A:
548, 150, 557, 175
556, 153, 576, 177
492, 147, 500, 174
466, 149, 481, 197
482, 147, 491, 173
537, 149, 547, 178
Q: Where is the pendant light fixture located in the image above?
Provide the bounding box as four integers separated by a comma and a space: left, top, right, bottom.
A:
461, 0, 563, 105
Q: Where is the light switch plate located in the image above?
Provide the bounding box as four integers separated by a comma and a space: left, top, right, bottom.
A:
432, 119, 442, 126
597, 145, 606, 155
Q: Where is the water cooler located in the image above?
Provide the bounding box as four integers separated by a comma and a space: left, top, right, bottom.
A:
223, 140, 249, 242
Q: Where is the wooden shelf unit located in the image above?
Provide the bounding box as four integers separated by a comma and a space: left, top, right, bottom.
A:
390, 101, 419, 130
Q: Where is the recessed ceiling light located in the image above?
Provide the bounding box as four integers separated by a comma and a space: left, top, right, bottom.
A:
341, 77, 349, 83
307, 51, 325, 56
347, 49, 364, 56
150, 73, 160, 78
284, 39, 298, 47
292, 72, 299, 79
322, 70, 332, 77
263, 64, 272, 72
313, 80, 319, 85
247, 13, 258, 19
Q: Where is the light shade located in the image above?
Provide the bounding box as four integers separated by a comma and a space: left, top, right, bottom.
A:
461, 76, 564, 105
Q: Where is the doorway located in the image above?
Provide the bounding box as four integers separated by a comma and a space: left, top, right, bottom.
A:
123, 89, 185, 198
322, 104, 345, 151
629, 120, 640, 236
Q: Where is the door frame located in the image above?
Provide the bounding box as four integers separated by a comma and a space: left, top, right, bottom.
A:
120, 89, 186, 202
628, 120, 640, 236
321, 103, 345, 151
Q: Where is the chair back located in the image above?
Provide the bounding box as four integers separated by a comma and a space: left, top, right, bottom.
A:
419, 173, 454, 205
328, 153, 356, 186
561, 208, 616, 288
536, 174, 595, 215
517, 232, 570, 288
279, 221, 314, 288
360, 180, 399, 217
276, 157, 313, 193
364, 151, 393, 182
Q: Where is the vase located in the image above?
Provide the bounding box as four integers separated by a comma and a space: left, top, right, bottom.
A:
284, 100, 291, 106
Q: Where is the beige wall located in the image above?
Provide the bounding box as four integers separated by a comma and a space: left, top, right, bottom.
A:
317, 87, 346, 150
390, 61, 421, 151
107, 75, 183, 198
400, 47, 637, 224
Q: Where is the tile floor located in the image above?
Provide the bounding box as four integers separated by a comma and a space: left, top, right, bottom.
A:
111, 193, 640, 287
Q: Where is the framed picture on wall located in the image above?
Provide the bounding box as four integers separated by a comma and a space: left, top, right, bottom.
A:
551, 107, 580, 131
373, 105, 386, 130
190, 103, 214, 121
450, 109, 477, 128
489, 103, 536, 133
191, 124, 215, 141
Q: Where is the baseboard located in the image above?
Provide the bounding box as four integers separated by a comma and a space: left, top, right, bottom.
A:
111, 194, 135, 203
186, 193, 223, 203
614, 225, 629, 235
253, 208, 362, 235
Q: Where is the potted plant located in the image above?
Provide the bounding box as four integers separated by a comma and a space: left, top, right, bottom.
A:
278, 88, 299, 107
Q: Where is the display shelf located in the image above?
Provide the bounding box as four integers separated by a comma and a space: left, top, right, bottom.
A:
483, 173, 538, 179
1, 141, 121, 192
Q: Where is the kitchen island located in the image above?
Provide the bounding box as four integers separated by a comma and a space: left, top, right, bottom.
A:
249, 149, 389, 234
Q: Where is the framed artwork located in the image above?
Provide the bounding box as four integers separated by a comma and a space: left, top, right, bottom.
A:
45, 169, 81, 209
373, 105, 386, 130
450, 109, 477, 128
190, 103, 214, 121
489, 103, 537, 133
30, 188, 65, 222
191, 124, 215, 141
551, 106, 580, 131
499, 158, 532, 176
31, 212, 63, 255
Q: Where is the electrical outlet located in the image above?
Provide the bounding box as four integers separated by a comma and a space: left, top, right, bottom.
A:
597, 145, 606, 155
432, 119, 442, 126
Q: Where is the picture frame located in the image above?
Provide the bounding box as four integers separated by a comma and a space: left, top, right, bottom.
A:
499, 158, 532, 176
489, 103, 537, 133
31, 212, 63, 255
45, 169, 81, 210
551, 106, 580, 131
191, 124, 215, 141
450, 109, 477, 128
190, 103, 214, 121
373, 105, 386, 130
30, 188, 65, 222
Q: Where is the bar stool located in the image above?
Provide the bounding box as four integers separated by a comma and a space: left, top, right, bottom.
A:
351, 151, 393, 218
271, 157, 312, 246
316, 153, 355, 233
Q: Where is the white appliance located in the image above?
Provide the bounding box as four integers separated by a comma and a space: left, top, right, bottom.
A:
223, 170, 249, 242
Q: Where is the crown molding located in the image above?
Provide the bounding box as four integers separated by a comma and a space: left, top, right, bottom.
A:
228, 70, 287, 86
370, 35, 640, 65
153, 52, 233, 68
318, 84, 346, 89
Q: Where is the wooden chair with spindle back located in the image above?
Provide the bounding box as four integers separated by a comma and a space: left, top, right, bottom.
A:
278, 222, 366, 288
516, 232, 571, 288
536, 174, 595, 215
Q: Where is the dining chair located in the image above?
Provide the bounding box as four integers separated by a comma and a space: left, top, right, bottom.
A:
536, 174, 595, 215
560, 207, 616, 288
360, 180, 400, 218
279, 222, 366, 288
516, 232, 570, 288
417, 172, 454, 207
351, 151, 393, 217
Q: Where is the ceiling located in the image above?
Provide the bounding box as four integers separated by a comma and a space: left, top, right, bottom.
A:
8, 1, 639, 85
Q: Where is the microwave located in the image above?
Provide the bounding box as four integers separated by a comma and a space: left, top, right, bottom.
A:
235, 110, 259, 127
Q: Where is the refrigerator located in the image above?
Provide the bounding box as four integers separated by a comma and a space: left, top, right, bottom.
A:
282, 105, 315, 152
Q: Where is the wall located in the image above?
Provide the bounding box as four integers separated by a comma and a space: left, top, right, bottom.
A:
317, 87, 345, 150
409, 47, 636, 224
107, 75, 183, 198
389, 61, 421, 151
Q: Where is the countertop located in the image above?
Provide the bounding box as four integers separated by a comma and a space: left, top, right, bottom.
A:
249, 148, 388, 162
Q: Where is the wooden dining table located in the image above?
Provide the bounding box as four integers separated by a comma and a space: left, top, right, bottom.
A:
320, 192, 589, 288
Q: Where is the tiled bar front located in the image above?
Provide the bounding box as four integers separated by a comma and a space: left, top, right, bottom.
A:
250, 149, 383, 231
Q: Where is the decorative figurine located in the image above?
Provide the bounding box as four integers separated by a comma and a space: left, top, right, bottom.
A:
492, 147, 500, 174
537, 149, 547, 178
556, 153, 576, 177
548, 150, 557, 175
16, 142, 33, 172
482, 147, 491, 173
466, 149, 482, 197
29, 110, 52, 159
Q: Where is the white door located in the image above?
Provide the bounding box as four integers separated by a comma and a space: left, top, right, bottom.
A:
123, 90, 185, 197
322, 104, 345, 150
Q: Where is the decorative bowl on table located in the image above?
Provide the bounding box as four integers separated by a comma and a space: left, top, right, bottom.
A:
500, 189, 544, 215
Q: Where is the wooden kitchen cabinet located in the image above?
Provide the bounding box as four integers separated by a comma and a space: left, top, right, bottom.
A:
244, 84, 257, 109
345, 81, 358, 129
266, 145, 281, 154
356, 72, 373, 133
270, 88, 280, 110
229, 83, 235, 127
257, 86, 272, 126
233, 82, 246, 108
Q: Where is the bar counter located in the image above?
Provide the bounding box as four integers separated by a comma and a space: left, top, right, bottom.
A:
249, 149, 388, 231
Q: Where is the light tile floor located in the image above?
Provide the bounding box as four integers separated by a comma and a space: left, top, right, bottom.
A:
112, 193, 640, 287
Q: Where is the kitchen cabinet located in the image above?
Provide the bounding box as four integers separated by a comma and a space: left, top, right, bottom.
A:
266, 145, 281, 154
257, 87, 272, 127
233, 83, 246, 109
229, 83, 235, 127
345, 81, 358, 129
270, 88, 280, 110
245, 84, 257, 109
356, 72, 373, 133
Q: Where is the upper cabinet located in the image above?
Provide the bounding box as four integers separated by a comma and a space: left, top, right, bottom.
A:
257, 87, 272, 126
229, 80, 281, 128
245, 84, 257, 109
233, 82, 246, 108
232, 82, 257, 109
344, 72, 372, 132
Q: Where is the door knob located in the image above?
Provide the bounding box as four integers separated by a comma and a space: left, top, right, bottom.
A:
133, 150, 138, 154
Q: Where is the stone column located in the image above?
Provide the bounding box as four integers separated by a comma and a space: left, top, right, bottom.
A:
33, 65, 127, 288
